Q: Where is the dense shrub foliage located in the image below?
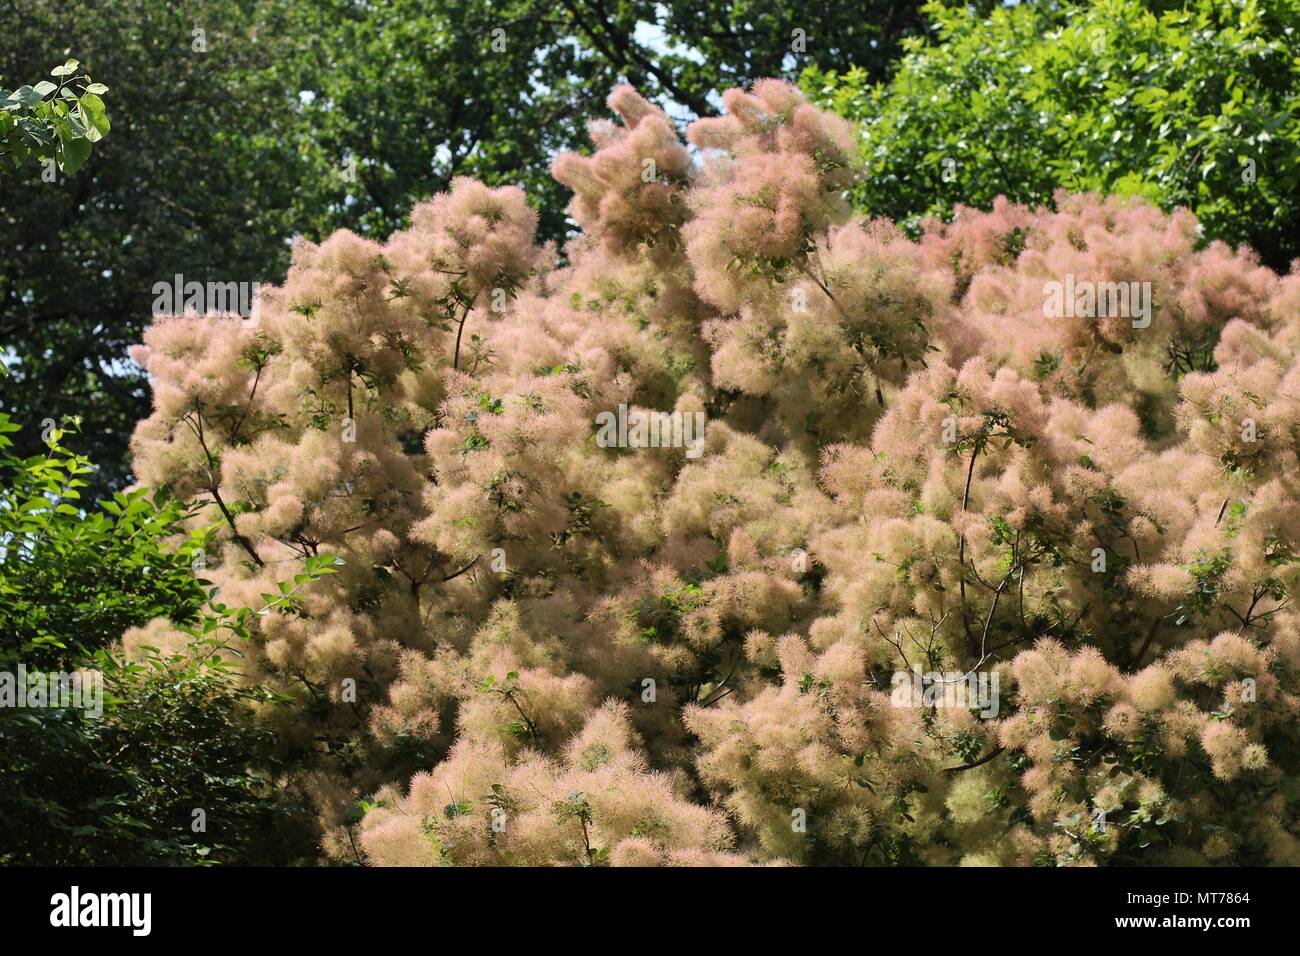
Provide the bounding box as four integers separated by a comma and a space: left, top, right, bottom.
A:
805, 0, 1300, 272
129, 80, 1300, 866
0, 416, 318, 864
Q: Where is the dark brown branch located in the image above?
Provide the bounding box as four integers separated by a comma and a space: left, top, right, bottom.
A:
184, 407, 265, 568
944, 745, 1005, 773
1130, 616, 1163, 670
957, 439, 981, 645
228, 360, 265, 446
452, 303, 471, 371
442, 555, 480, 582
209, 486, 265, 568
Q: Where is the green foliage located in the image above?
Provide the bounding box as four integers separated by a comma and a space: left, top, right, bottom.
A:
551, 789, 607, 865
632, 579, 707, 644
0, 647, 299, 866
0, 416, 204, 668
0, 57, 108, 174
804, 0, 1300, 270
0, 415, 338, 864
478, 670, 540, 746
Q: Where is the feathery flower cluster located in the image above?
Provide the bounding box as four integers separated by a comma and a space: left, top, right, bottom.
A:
129, 80, 1300, 866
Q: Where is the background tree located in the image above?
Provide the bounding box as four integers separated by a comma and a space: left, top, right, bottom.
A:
0, 0, 314, 498
804, 0, 1300, 272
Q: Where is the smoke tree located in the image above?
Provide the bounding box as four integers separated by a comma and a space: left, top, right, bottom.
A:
129, 80, 1300, 865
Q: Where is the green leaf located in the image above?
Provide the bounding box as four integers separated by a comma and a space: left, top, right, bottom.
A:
77, 92, 109, 141
8, 85, 44, 109
55, 123, 90, 172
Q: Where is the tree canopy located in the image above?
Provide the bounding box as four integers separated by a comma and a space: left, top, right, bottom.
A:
805, 0, 1300, 271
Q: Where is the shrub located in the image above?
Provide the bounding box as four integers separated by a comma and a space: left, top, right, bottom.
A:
0, 416, 321, 864
130, 80, 1300, 866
